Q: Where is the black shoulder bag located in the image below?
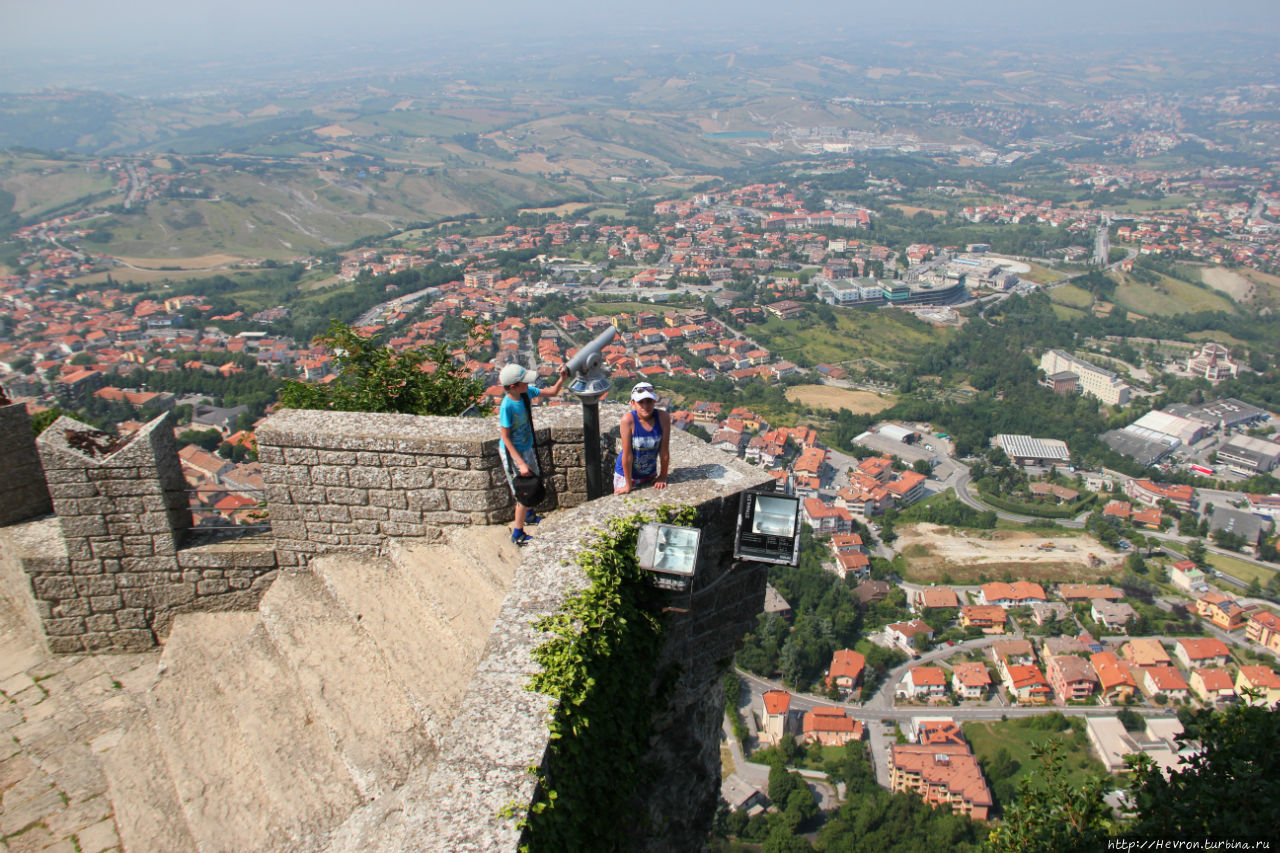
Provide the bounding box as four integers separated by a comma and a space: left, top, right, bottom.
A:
511, 392, 547, 506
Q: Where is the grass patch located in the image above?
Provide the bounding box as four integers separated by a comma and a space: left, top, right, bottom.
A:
1049, 283, 1095, 308
963, 716, 1105, 804
1019, 261, 1070, 285
784, 384, 897, 415
751, 308, 949, 367
1205, 552, 1277, 588
1113, 271, 1237, 317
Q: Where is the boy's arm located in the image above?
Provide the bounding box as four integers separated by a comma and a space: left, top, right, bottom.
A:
543, 365, 572, 397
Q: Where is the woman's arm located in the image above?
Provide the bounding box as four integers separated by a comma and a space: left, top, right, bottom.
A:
655, 410, 671, 488
618, 411, 635, 493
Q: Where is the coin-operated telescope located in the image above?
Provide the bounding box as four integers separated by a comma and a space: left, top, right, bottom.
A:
564, 326, 618, 499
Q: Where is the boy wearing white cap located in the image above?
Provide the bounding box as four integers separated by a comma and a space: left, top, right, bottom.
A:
498, 362, 569, 545
614, 382, 670, 494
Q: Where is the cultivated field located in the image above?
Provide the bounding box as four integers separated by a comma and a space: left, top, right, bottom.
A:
895, 523, 1120, 583
784, 384, 897, 414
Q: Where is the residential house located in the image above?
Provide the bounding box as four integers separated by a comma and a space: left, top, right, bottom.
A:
801, 707, 864, 747
1029, 602, 1070, 625
1091, 600, 1138, 632
721, 774, 769, 817
763, 584, 793, 620
1004, 664, 1053, 704
761, 690, 793, 745
1174, 638, 1231, 670
1046, 655, 1098, 702
1235, 665, 1280, 708
1091, 651, 1139, 704
1170, 560, 1210, 594
802, 498, 854, 535
979, 581, 1048, 608
1058, 584, 1123, 602
914, 587, 960, 614
1121, 638, 1172, 668
951, 662, 992, 700
1141, 666, 1191, 702
886, 619, 935, 655
885, 470, 927, 505
1190, 668, 1238, 706
889, 744, 993, 820
835, 550, 871, 579
1043, 636, 1088, 657
990, 639, 1036, 669
961, 605, 1007, 634
913, 718, 966, 746
1246, 610, 1280, 654
1196, 592, 1256, 631
900, 666, 948, 701
854, 580, 891, 605
826, 650, 866, 694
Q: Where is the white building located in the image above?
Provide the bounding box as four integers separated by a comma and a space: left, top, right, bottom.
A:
1040, 350, 1132, 407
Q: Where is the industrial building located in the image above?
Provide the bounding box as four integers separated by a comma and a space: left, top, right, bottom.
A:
992, 434, 1071, 466
1217, 435, 1280, 474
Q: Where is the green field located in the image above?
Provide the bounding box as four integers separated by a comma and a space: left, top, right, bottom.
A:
1049, 282, 1095, 308
0, 155, 116, 218
752, 307, 948, 366
963, 717, 1106, 799
1206, 552, 1277, 588
1018, 261, 1070, 285
1112, 271, 1237, 317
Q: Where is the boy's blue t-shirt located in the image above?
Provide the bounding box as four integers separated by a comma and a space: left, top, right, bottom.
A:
499, 386, 542, 452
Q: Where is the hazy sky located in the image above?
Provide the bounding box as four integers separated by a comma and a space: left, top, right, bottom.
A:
3, 0, 1279, 91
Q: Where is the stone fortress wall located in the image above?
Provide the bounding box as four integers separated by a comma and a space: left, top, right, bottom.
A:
0, 400, 773, 851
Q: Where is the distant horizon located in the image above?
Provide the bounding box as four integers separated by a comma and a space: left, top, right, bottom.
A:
3, 1, 1279, 97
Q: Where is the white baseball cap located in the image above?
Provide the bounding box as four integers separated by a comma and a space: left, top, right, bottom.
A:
631, 382, 657, 402
499, 364, 538, 386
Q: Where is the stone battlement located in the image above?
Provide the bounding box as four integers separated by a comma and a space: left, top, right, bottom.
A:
0, 401, 774, 851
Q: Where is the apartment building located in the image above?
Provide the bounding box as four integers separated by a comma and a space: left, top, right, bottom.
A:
1039, 349, 1132, 406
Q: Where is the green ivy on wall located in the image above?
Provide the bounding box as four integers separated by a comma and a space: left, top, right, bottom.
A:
513, 505, 698, 852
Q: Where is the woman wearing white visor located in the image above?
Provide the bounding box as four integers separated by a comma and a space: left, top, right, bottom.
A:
614, 382, 671, 494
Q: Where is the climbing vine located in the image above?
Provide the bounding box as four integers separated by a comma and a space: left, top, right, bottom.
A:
514, 505, 697, 851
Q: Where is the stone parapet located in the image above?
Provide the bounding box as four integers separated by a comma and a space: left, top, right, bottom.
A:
256, 406, 606, 559
0, 403, 53, 526
322, 427, 774, 852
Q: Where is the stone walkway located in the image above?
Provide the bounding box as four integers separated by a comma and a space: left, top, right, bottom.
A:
0, 584, 156, 853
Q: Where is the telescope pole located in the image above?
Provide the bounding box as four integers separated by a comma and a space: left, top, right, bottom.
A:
583, 399, 603, 500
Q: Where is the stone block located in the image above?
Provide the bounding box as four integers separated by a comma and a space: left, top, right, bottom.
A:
405, 489, 447, 512
447, 487, 509, 513
317, 450, 358, 466
45, 616, 86, 636
48, 636, 85, 654
256, 446, 284, 465
53, 599, 90, 618
348, 467, 391, 489
32, 576, 77, 599
88, 594, 124, 613
197, 579, 230, 595
432, 468, 494, 490
282, 448, 320, 465
389, 468, 436, 490
311, 465, 351, 486
381, 521, 427, 537
60, 515, 108, 538
288, 485, 328, 503
324, 487, 367, 506
85, 614, 119, 632
317, 505, 352, 523
116, 609, 148, 629
368, 489, 408, 509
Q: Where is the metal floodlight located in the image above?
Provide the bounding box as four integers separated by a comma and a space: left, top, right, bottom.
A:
636, 522, 702, 591
733, 490, 802, 566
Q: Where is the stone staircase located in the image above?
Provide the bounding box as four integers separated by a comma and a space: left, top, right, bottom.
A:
102, 525, 523, 853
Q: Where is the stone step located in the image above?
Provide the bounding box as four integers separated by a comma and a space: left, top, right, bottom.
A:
311, 552, 474, 740
258, 569, 434, 799
211, 621, 365, 847
387, 526, 523, 656
145, 612, 301, 852
102, 718, 199, 853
